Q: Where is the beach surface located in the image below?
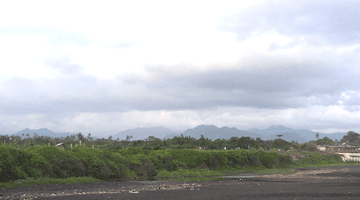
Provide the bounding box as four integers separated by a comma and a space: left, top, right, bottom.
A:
1, 165, 360, 200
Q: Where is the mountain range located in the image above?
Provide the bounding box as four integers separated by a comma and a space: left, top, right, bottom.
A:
0, 125, 349, 144
163, 125, 311, 143
0, 128, 98, 140
111, 127, 182, 141
247, 125, 347, 142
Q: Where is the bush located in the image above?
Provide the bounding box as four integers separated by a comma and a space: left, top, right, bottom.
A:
270, 147, 278, 151
100, 151, 127, 179
170, 160, 188, 170
169, 149, 204, 168
24, 145, 87, 179
301, 143, 318, 152
253, 151, 278, 168
283, 145, 291, 151
248, 147, 258, 152
70, 147, 107, 178
0, 146, 52, 182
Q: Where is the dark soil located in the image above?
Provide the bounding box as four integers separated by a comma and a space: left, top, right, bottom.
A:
1, 165, 360, 200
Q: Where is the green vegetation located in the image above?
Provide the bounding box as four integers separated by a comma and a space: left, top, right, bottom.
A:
313, 136, 334, 146
0, 131, 359, 190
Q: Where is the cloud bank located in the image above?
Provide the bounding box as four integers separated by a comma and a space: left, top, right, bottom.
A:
1, 0, 359, 138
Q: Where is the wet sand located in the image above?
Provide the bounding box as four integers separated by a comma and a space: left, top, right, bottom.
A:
1, 164, 360, 200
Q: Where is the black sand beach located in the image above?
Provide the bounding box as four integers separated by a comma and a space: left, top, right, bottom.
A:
1, 165, 360, 200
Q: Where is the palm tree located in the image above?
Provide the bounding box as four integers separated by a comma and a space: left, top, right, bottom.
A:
77, 132, 85, 142
22, 134, 25, 147
316, 133, 319, 140
87, 133, 93, 141
126, 135, 133, 141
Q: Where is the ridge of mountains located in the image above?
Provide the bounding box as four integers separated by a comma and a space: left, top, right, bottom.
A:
163, 125, 346, 143
111, 127, 182, 141
1, 128, 83, 140
0, 125, 349, 144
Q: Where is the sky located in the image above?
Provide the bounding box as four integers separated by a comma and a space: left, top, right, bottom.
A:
1, 0, 360, 138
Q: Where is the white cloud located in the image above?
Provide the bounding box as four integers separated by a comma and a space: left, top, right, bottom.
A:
0, 1, 262, 80
1, 0, 360, 137
4, 104, 360, 138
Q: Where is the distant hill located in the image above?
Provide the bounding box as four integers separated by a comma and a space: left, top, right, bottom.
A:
247, 125, 347, 142
1, 128, 81, 140
3, 125, 350, 144
178, 125, 263, 140
248, 125, 295, 135
111, 126, 182, 141
266, 132, 307, 144
164, 125, 266, 141
164, 124, 347, 144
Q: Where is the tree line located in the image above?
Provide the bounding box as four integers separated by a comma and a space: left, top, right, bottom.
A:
1, 131, 359, 152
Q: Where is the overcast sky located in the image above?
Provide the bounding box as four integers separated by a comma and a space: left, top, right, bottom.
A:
1, 0, 360, 138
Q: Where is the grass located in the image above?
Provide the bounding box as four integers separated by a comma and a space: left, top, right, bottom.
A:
1, 149, 360, 191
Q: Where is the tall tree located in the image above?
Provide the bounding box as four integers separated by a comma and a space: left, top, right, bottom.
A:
340, 131, 360, 145
316, 133, 319, 140
87, 133, 93, 141
197, 135, 206, 147
70, 135, 76, 140
148, 136, 158, 142
276, 135, 283, 139
126, 135, 133, 141
77, 132, 85, 142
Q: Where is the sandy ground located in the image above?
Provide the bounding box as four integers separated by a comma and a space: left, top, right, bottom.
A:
256, 167, 355, 180
1, 164, 360, 200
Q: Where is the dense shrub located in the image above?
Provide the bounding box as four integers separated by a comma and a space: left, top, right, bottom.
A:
24, 146, 89, 179
301, 142, 318, 152
69, 147, 106, 178
252, 151, 278, 168
168, 149, 207, 168
2, 132, 352, 183
0, 146, 52, 182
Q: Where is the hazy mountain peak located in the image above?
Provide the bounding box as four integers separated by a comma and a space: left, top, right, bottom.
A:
184, 124, 218, 132
38, 128, 51, 131
220, 126, 230, 129
196, 124, 218, 128
3, 125, 348, 144
267, 125, 292, 130
112, 126, 181, 141
0, 128, 78, 140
